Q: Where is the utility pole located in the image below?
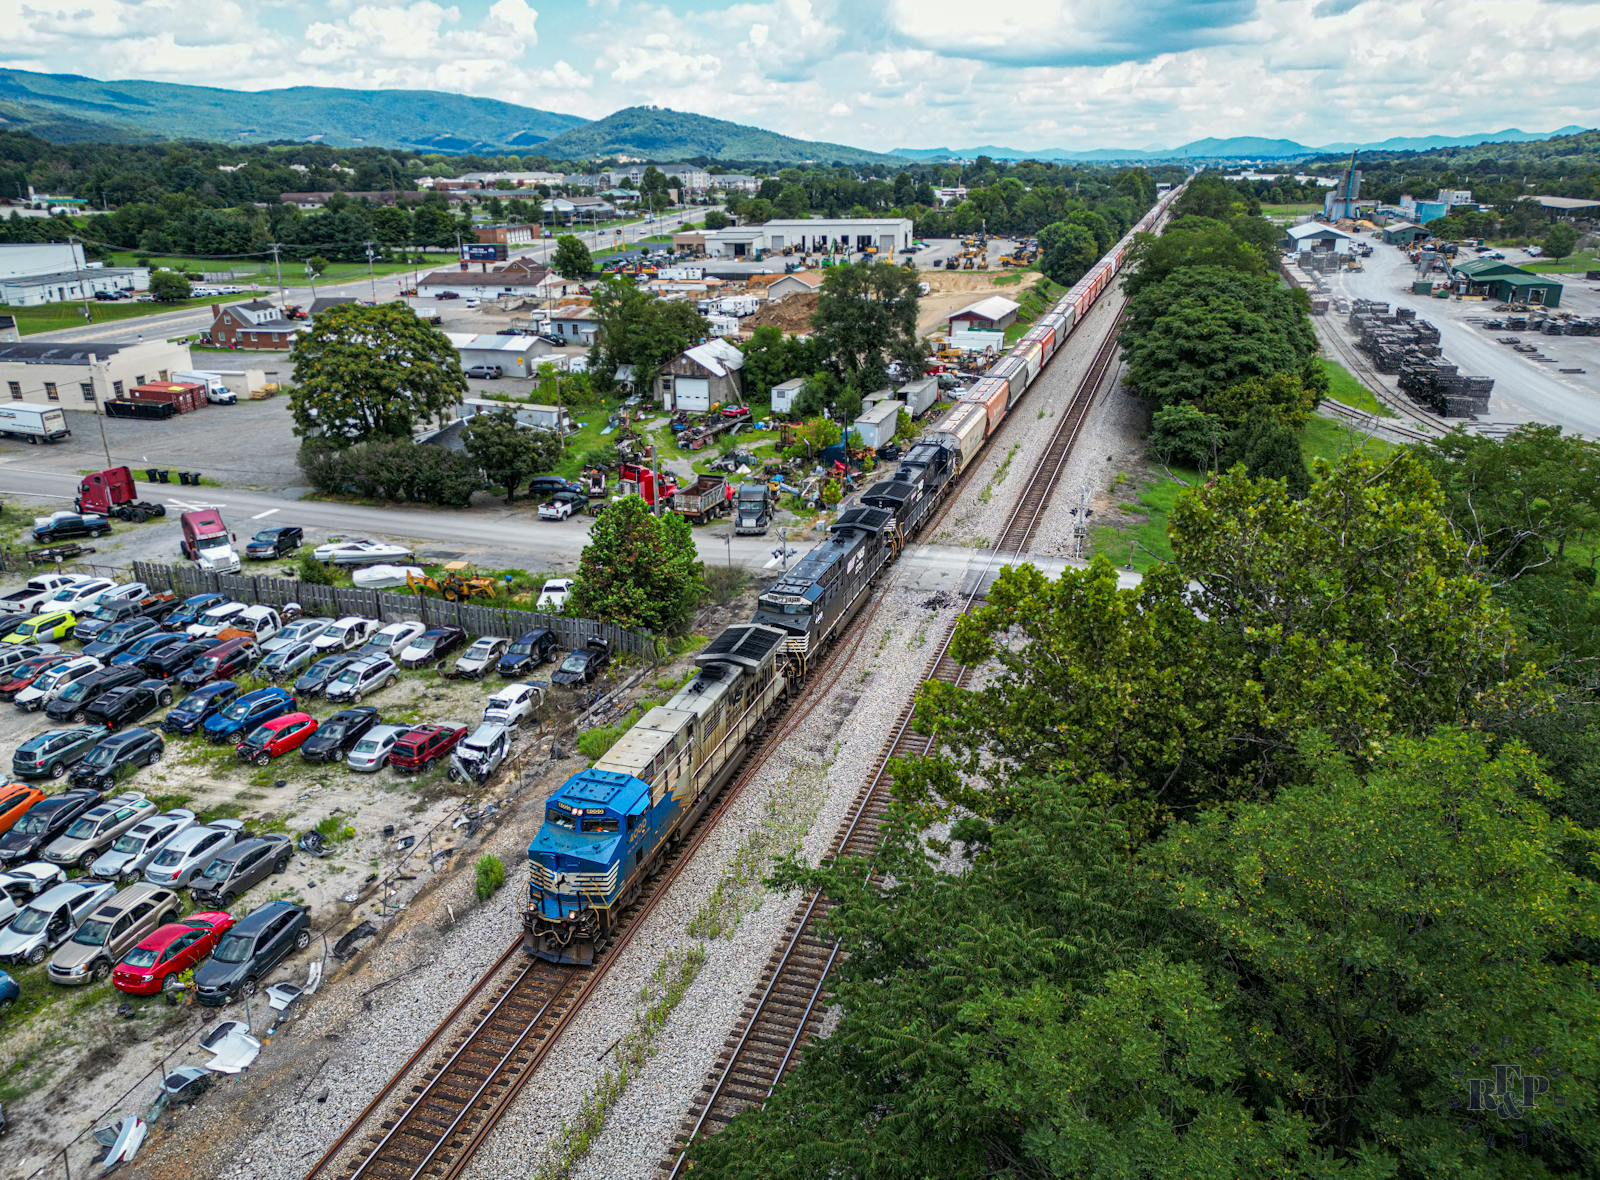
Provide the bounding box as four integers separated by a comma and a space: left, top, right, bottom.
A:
365, 242, 378, 302
67, 235, 92, 325
270, 243, 286, 309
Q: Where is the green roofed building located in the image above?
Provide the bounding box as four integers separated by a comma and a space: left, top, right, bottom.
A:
1450, 257, 1563, 306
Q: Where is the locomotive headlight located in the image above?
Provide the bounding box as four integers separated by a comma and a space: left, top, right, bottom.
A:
566, 910, 577, 919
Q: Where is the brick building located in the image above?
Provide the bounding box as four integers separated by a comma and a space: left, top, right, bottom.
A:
208, 301, 302, 350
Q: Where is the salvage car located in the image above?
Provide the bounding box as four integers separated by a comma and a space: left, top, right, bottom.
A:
0, 788, 104, 867
396, 626, 465, 669
44, 663, 146, 723
12, 725, 108, 780
89, 808, 197, 881
0, 880, 117, 965
112, 911, 236, 996
84, 680, 173, 731
452, 636, 508, 679
190, 835, 293, 908
388, 723, 468, 773
202, 687, 295, 743
161, 681, 239, 735
550, 637, 611, 687
293, 653, 359, 697
143, 819, 245, 888
496, 629, 557, 676
69, 729, 165, 790
482, 682, 542, 728
312, 617, 377, 653
41, 791, 158, 869
298, 707, 379, 763
47, 883, 181, 985
322, 656, 397, 704
344, 724, 411, 773
235, 713, 318, 765
0, 784, 46, 835
192, 900, 310, 1004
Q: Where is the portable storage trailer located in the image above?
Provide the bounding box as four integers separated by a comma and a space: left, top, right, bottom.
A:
957, 378, 1009, 433
770, 377, 806, 415
852, 399, 904, 451
896, 376, 939, 418
926, 402, 988, 472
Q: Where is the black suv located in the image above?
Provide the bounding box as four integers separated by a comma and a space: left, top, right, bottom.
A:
550, 637, 611, 687
82, 618, 162, 661
497, 628, 558, 676
161, 681, 239, 735
190, 835, 293, 908
245, 526, 303, 560
69, 728, 164, 789
12, 726, 108, 781
85, 681, 172, 731
0, 788, 103, 866
46, 664, 145, 723
141, 638, 220, 680
160, 593, 228, 632
192, 900, 310, 1005
293, 653, 359, 698
298, 706, 380, 763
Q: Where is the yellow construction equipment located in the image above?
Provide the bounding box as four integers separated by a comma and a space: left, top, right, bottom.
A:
407, 561, 499, 603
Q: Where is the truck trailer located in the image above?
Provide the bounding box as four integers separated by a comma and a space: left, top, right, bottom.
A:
0, 405, 71, 444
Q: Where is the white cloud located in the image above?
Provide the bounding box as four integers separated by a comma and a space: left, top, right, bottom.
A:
487, 0, 538, 37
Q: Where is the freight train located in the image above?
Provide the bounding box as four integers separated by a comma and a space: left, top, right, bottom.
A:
524, 181, 1187, 964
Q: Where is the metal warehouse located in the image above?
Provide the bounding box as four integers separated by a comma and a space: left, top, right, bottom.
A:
704, 218, 914, 258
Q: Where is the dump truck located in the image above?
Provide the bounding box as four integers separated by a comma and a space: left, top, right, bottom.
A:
668, 474, 730, 524
75, 468, 168, 522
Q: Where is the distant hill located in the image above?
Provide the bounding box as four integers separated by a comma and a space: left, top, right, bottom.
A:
535, 106, 898, 165
893, 127, 1593, 163
0, 69, 586, 152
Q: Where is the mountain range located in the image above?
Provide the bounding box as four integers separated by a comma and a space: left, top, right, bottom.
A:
891, 128, 1592, 162
0, 70, 1591, 167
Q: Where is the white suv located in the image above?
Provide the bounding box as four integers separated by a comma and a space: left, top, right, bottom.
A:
323, 656, 398, 704
313, 617, 377, 653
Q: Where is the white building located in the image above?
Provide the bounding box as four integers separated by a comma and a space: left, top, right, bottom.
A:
0, 243, 86, 281
0, 265, 150, 308
704, 218, 914, 258
0, 339, 193, 413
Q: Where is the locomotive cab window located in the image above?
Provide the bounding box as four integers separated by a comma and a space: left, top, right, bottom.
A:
582, 816, 619, 833
546, 810, 576, 831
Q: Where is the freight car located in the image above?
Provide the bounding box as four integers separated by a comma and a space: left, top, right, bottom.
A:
523, 180, 1189, 963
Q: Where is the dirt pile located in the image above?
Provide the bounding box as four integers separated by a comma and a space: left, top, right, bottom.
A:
747, 292, 818, 333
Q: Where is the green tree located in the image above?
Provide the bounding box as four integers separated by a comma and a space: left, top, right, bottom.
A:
1121, 216, 1269, 296
149, 270, 191, 301
1148, 402, 1224, 469
782, 414, 841, 462
588, 277, 709, 396
738, 325, 797, 400
565, 496, 704, 634
306, 253, 329, 276
461, 409, 564, 503
288, 302, 467, 443
1541, 219, 1580, 261
1036, 219, 1098, 286
551, 234, 594, 280
1229, 414, 1310, 498
811, 261, 924, 394
702, 209, 730, 230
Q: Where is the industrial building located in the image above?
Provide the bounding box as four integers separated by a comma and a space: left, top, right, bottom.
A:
0, 243, 149, 307
655, 339, 745, 411
1382, 222, 1429, 245
0, 339, 194, 412
1450, 257, 1563, 306
1519, 195, 1600, 222
1284, 222, 1363, 254
419, 261, 552, 301
702, 218, 914, 258
1324, 162, 1362, 220
0, 315, 17, 344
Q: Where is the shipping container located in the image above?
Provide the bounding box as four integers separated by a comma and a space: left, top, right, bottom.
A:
127, 382, 205, 414
958, 377, 1009, 433
926, 402, 988, 472
852, 399, 904, 450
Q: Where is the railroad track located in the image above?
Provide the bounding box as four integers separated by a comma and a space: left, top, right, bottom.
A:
1315, 314, 1453, 436
1319, 397, 1432, 443
662, 294, 1128, 1177
995, 307, 1125, 554
302, 601, 886, 1180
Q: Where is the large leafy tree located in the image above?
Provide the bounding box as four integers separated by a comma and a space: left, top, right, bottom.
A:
565, 495, 703, 634
1037, 219, 1099, 285
902, 453, 1520, 829
687, 734, 1598, 1180
461, 409, 564, 503
588, 277, 708, 395
1121, 215, 1269, 296
810, 260, 924, 395
288, 302, 466, 444
738, 325, 818, 401
551, 234, 593, 281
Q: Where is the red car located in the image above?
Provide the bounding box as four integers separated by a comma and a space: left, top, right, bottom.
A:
0, 654, 73, 701
720, 404, 751, 419
235, 712, 319, 766
112, 912, 236, 996
389, 724, 468, 772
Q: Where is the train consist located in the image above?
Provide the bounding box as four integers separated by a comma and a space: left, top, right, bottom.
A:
524, 182, 1187, 964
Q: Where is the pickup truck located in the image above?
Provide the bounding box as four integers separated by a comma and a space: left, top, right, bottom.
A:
71, 591, 179, 645
213, 605, 282, 647
0, 575, 86, 616
31, 514, 110, 544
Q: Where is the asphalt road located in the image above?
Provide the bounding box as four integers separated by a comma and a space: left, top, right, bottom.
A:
31, 208, 710, 347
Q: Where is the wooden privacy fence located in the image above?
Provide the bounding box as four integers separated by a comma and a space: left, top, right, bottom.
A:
130, 562, 653, 656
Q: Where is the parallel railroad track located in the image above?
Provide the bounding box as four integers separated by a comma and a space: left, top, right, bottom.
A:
995, 307, 1125, 555
302, 597, 887, 1180
662, 291, 1130, 1177
1315, 313, 1454, 436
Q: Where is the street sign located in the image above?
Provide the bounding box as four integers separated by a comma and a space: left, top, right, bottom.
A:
462, 243, 508, 261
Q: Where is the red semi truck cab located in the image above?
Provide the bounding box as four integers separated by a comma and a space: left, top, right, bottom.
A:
615, 463, 678, 506
75, 468, 166, 522
180, 509, 241, 574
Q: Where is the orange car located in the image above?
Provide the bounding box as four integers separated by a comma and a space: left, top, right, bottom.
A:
0, 784, 48, 836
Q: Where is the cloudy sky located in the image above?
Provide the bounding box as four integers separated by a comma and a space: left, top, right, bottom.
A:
5, 0, 1600, 151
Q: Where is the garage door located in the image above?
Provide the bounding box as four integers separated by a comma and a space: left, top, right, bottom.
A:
879, 234, 896, 254
675, 378, 710, 411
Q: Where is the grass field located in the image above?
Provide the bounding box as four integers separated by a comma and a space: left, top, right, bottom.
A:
0, 293, 256, 335
1521, 251, 1597, 274
1316, 358, 1395, 417
1090, 417, 1397, 572
1260, 203, 1322, 221
101, 252, 436, 285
